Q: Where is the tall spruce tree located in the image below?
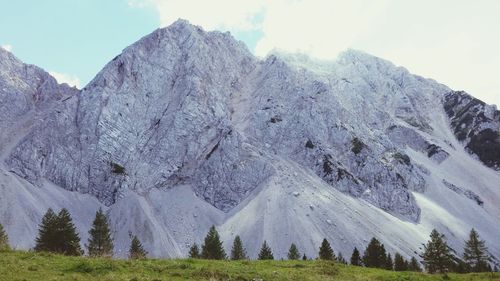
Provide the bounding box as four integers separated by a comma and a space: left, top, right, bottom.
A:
129, 235, 147, 259
385, 253, 394, 270
287, 243, 300, 260
35, 208, 82, 255
0, 223, 10, 251
201, 225, 226, 260
394, 253, 408, 271
409, 257, 422, 272
318, 238, 335, 260
463, 228, 490, 272
230, 236, 247, 260
189, 243, 200, 258
350, 247, 362, 266
56, 208, 82, 256
258, 241, 274, 260
35, 208, 58, 252
422, 229, 452, 273
87, 208, 114, 257
362, 237, 387, 268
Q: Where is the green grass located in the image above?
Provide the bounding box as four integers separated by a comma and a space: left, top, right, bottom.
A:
0, 251, 499, 281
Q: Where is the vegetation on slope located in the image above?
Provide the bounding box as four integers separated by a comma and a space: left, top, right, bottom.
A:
1, 251, 499, 281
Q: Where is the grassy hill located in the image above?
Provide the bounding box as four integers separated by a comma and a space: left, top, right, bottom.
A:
0, 251, 498, 281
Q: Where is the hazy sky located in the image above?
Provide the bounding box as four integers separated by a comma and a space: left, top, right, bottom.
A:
1, 0, 499, 106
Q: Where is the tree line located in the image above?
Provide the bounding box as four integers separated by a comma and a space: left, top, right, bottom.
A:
190, 227, 495, 273
0, 208, 497, 273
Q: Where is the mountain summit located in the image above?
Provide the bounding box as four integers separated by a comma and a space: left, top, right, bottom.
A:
1, 20, 499, 262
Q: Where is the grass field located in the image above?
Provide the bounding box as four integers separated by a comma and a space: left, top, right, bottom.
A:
0, 251, 498, 281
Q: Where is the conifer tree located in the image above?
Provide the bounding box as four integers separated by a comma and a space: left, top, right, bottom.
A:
35, 208, 58, 253
35, 208, 82, 255
0, 223, 10, 251
87, 208, 113, 257
302, 254, 308, 260
409, 257, 422, 272
362, 237, 387, 268
318, 238, 335, 260
422, 229, 452, 273
189, 243, 200, 258
230, 235, 247, 260
201, 225, 226, 260
56, 208, 82, 256
385, 253, 394, 270
287, 243, 300, 260
129, 235, 147, 259
258, 241, 274, 260
463, 228, 490, 272
337, 252, 347, 264
394, 252, 408, 271
350, 247, 362, 266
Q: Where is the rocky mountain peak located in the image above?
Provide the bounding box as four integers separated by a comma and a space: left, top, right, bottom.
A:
1, 20, 499, 262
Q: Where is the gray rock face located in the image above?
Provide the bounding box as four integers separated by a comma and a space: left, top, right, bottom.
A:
2, 20, 500, 263
0, 48, 77, 162
444, 91, 500, 169
2, 20, 499, 224
387, 125, 449, 163
0, 48, 74, 126
442, 179, 483, 206
7, 20, 258, 206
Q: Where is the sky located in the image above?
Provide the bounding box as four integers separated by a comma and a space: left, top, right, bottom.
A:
1, 0, 499, 106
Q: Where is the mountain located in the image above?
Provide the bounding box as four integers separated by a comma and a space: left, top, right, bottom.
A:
0, 20, 499, 263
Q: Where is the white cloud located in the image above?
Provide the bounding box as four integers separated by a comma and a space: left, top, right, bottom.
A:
49, 71, 81, 88
129, 0, 265, 30
132, 0, 500, 106
1, 44, 13, 52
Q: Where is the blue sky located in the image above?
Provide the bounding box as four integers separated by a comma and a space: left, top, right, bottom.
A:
0, 0, 158, 86
1, 0, 499, 106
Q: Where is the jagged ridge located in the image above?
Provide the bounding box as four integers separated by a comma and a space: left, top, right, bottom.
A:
0, 20, 499, 263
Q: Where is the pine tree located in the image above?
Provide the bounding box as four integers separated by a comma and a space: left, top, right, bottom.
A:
422, 229, 452, 273
394, 252, 408, 271
337, 252, 347, 264
463, 228, 490, 272
287, 243, 300, 260
230, 235, 247, 260
0, 223, 10, 251
350, 247, 362, 266
56, 208, 82, 256
385, 253, 394, 270
362, 237, 387, 268
87, 208, 113, 257
302, 254, 308, 260
35, 208, 58, 252
189, 243, 200, 258
201, 225, 226, 260
409, 257, 422, 272
129, 235, 147, 259
258, 241, 274, 260
318, 238, 335, 260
